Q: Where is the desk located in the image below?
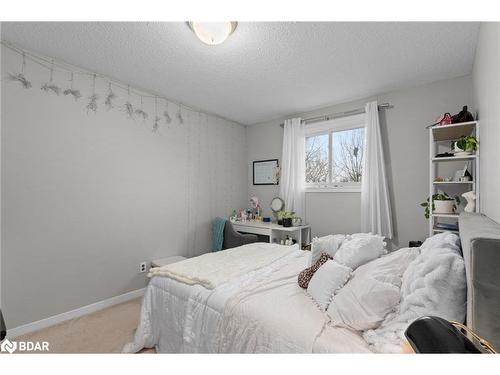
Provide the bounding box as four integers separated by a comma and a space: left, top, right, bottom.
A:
232, 221, 311, 247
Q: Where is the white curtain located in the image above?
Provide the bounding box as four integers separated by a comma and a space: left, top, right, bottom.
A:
361, 101, 393, 238
280, 118, 305, 219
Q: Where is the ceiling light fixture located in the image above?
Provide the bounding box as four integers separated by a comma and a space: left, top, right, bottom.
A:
187, 22, 237, 45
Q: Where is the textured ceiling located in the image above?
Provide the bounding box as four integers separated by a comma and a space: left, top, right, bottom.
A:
1, 22, 479, 124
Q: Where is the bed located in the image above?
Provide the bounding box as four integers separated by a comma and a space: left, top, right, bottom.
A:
123, 213, 500, 353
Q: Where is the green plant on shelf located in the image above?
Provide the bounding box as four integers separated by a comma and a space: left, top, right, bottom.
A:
278, 211, 296, 219
451, 135, 478, 152
420, 193, 460, 219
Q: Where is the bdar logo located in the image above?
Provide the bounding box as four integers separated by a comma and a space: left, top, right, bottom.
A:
1, 338, 17, 353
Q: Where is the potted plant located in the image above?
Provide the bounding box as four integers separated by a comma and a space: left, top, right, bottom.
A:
281, 211, 296, 227
451, 135, 478, 156
421, 193, 461, 219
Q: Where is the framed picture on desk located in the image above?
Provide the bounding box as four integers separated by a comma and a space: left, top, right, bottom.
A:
253, 159, 280, 185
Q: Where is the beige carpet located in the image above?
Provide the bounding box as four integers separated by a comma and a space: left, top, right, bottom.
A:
16, 297, 154, 353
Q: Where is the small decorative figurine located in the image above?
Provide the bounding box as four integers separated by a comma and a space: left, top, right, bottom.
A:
462, 191, 476, 213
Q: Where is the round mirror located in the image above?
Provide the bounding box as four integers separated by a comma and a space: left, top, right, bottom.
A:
270, 197, 285, 212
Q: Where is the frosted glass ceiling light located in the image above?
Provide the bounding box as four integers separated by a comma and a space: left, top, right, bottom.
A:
188, 22, 237, 45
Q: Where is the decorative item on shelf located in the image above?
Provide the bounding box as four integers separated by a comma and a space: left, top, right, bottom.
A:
435, 222, 459, 231
229, 210, 238, 223
292, 217, 302, 226
435, 152, 454, 158
453, 163, 472, 182
249, 196, 261, 219
280, 236, 295, 246
239, 209, 248, 222
427, 112, 452, 128
434, 176, 445, 182
421, 193, 460, 219
451, 106, 474, 124
451, 135, 478, 156
462, 191, 476, 213
270, 197, 285, 223
262, 217, 271, 223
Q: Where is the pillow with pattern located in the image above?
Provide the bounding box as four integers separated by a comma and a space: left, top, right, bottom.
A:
298, 252, 331, 289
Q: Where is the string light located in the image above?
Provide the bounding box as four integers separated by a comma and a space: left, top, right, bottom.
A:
135, 96, 148, 122
153, 96, 161, 133
163, 100, 172, 125
2, 41, 237, 135
63, 72, 82, 101
7, 51, 32, 88
41, 59, 61, 95
86, 74, 98, 113
121, 85, 134, 118
104, 82, 116, 110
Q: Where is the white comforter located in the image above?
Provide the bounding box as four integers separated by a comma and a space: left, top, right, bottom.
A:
148, 243, 297, 289
123, 247, 371, 353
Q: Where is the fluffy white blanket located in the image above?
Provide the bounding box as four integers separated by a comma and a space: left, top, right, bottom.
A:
148, 242, 298, 289
363, 233, 466, 353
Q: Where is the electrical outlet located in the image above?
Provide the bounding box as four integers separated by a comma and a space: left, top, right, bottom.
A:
139, 262, 148, 273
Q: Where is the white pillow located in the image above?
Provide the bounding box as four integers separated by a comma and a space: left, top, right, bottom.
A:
363, 240, 465, 353
310, 234, 346, 266
333, 235, 385, 270
307, 260, 352, 311
355, 247, 420, 286
327, 247, 419, 331
420, 232, 461, 256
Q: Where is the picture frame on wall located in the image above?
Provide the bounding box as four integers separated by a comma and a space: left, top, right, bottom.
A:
253, 159, 280, 185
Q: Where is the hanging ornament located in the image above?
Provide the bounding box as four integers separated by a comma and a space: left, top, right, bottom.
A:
41, 60, 61, 95
86, 74, 99, 114
123, 85, 135, 118
163, 100, 172, 124
8, 52, 32, 88
63, 72, 82, 101
176, 104, 184, 124
104, 82, 116, 110
135, 96, 148, 122
152, 96, 161, 133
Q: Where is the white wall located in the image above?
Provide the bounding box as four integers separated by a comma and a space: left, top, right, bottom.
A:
248, 75, 473, 249
473, 23, 500, 224
1, 45, 248, 328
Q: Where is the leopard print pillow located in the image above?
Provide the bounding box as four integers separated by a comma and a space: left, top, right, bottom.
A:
298, 252, 332, 289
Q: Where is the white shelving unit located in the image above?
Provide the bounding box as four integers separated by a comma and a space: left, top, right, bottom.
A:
429, 121, 480, 236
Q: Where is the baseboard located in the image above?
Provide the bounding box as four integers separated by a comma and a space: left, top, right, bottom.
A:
7, 288, 146, 338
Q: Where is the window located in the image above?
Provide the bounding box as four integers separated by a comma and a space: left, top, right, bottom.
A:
305, 114, 365, 192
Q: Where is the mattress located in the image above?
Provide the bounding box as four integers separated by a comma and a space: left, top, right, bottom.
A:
124, 248, 372, 353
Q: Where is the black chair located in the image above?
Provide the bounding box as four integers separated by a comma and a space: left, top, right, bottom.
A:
222, 221, 259, 250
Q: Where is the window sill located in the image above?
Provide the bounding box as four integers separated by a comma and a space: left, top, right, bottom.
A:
305, 187, 361, 193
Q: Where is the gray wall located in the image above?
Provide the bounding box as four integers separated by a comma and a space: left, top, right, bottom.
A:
247, 75, 473, 249
1, 45, 248, 328
473, 23, 500, 224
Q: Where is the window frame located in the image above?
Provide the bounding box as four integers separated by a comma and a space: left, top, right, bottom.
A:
304, 113, 366, 193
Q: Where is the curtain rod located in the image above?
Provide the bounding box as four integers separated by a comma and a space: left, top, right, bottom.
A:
279, 102, 393, 128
